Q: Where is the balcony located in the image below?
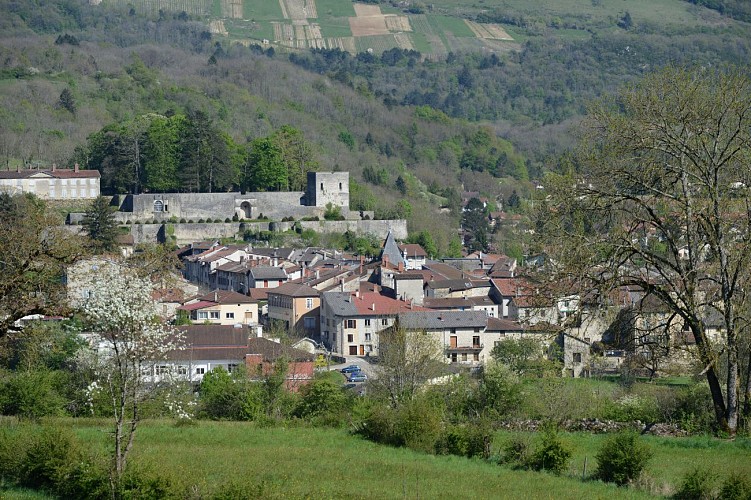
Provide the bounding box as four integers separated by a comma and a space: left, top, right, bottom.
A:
445, 344, 484, 353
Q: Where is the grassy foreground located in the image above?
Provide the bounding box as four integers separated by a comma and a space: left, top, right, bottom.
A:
4, 419, 750, 498
58, 419, 651, 499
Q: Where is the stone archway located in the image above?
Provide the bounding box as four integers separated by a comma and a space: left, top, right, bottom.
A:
240, 201, 252, 219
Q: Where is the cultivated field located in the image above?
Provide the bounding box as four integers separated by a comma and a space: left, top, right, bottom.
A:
100, 0, 518, 56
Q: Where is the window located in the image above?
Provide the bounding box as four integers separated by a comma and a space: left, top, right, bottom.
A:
366, 345, 373, 352
304, 317, 315, 328
227, 364, 239, 373
306, 298, 314, 309
473, 353, 479, 362
209, 311, 220, 319
381, 318, 388, 326
461, 353, 468, 362
364, 319, 371, 327
347, 334, 354, 343
573, 353, 582, 363
473, 336, 480, 348
339, 182, 342, 190
177, 366, 187, 375
365, 333, 371, 341
346, 319, 356, 329
154, 200, 164, 212
197, 311, 208, 320
451, 353, 457, 363
156, 365, 170, 375
450, 328, 456, 334
226, 312, 235, 319
196, 368, 205, 375
474, 327, 481, 333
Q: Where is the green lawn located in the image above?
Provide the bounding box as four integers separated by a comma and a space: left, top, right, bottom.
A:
318, 19, 353, 38
410, 32, 433, 54
242, 0, 283, 21
428, 15, 475, 37
316, 0, 356, 19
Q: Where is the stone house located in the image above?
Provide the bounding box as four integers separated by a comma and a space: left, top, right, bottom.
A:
178, 290, 258, 326
319, 290, 426, 356
267, 283, 321, 337
0, 164, 100, 200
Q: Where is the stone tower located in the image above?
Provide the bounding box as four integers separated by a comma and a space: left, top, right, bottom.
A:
306, 172, 349, 208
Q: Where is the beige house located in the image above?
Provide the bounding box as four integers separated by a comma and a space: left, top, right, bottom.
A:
0, 165, 100, 199
179, 290, 258, 326
267, 283, 320, 337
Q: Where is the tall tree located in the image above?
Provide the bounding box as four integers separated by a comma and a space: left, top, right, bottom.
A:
0, 193, 81, 340
83, 196, 119, 253
270, 125, 318, 191
245, 137, 287, 192
538, 66, 751, 435
462, 197, 490, 252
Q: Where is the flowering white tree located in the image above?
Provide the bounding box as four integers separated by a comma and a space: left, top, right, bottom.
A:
80, 261, 181, 485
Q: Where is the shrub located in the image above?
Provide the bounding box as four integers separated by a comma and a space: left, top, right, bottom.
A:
719, 473, 751, 500
232, 213, 239, 222
435, 423, 492, 459
188, 220, 194, 223
125, 220, 132, 224
180, 218, 186, 223
500, 436, 531, 466
674, 468, 717, 500
526, 425, 572, 475
198, 218, 205, 223
224, 218, 231, 223
595, 431, 653, 485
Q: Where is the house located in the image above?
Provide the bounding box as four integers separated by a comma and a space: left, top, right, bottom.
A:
319, 290, 426, 356
398, 243, 428, 269
249, 266, 289, 289
178, 290, 258, 326
182, 245, 249, 289
423, 296, 499, 318
158, 325, 314, 390
267, 283, 320, 337
397, 310, 491, 365
0, 164, 100, 199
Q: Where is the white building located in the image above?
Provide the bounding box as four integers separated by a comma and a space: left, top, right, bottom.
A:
0, 164, 100, 199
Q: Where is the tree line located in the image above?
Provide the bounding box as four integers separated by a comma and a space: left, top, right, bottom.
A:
75, 112, 319, 194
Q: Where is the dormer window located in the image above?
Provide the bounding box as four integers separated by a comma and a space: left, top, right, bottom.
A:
154, 200, 164, 212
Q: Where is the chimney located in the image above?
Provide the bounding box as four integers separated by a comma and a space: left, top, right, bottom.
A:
52, 163, 56, 172
74, 163, 79, 173
214, 291, 218, 302
384, 255, 389, 267
372, 303, 375, 312
398, 262, 404, 272
340, 280, 345, 292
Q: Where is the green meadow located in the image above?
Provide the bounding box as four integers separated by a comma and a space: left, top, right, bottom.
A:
4, 419, 750, 498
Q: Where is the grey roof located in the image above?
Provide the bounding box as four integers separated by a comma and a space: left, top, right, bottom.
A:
250, 266, 288, 280
397, 310, 488, 330
379, 230, 406, 268
268, 282, 320, 298
426, 279, 474, 291
486, 318, 524, 332
247, 247, 294, 259
322, 292, 359, 316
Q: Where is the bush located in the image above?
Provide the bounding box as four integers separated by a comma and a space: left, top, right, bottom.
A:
198, 219, 205, 223
188, 219, 194, 223
180, 218, 186, 223
674, 468, 717, 500
500, 436, 531, 466
224, 218, 231, 223
435, 423, 492, 459
719, 473, 751, 500
232, 213, 239, 222
0, 369, 68, 419
526, 425, 572, 475
595, 431, 653, 485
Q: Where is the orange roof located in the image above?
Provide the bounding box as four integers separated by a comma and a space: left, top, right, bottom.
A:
350, 291, 428, 315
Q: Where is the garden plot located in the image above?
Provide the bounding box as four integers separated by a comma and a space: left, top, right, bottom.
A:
385, 15, 411, 32
394, 33, 414, 50
326, 36, 356, 52
465, 20, 513, 40
220, 0, 243, 19
209, 20, 229, 35
278, 0, 316, 20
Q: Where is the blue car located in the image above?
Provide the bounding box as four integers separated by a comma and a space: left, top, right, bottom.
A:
348, 372, 368, 383
340, 364, 361, 374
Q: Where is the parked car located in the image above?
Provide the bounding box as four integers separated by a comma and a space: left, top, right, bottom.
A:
340, 365, 361, 374
348, 372, 368, 383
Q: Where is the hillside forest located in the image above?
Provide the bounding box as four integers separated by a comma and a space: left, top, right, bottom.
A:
2, 0, 751, 254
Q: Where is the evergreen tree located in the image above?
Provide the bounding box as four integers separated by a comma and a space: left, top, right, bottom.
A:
83, 196, 119, 253
462, 197, 490, 253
